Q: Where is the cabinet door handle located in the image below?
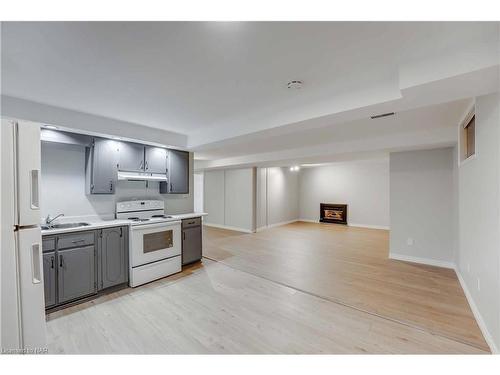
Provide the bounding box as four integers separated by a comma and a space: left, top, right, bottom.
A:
59, 255, 63, 268
51, 256, 54, 269
71, 239, 85, 244
183, 232, 186, 241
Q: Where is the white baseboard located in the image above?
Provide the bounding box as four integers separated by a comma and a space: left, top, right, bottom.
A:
298, 218, 318, 223
349, 223, 390, 230
267, 219, 299, 228
454, 268, 499, 354
389, 252, 455, 269
203, 222, 254, 234
256, 220, 299, 232
297, 218, 389, 230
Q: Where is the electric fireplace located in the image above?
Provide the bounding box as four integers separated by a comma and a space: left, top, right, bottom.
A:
320, 203, 348, 225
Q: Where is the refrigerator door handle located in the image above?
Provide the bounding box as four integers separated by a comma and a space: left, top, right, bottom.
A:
30, 169, 40, 210
30, 243, 42, 284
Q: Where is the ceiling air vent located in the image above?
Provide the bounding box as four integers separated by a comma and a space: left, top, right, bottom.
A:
370, 112, 395, 119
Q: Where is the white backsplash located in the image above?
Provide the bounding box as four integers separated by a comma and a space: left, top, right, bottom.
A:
40, 141, 193, 221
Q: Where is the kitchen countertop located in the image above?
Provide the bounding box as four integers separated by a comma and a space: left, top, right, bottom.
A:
41, 212, 207, 236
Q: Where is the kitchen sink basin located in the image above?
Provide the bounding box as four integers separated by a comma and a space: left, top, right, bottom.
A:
41, 222, 91, 230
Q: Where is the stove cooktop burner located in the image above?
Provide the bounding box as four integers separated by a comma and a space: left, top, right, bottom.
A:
151, 215, 174, 219
128, 217, 150, 222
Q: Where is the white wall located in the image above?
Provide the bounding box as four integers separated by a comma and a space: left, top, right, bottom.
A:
203, 168, 255, 232
299, 160, 390, 229
389, 148, 455, 266
224, 169, 255, 232
256, 167, 268, 229
193, 172, 204, 213
40, 141, 194, 220
255, 167, 300, 230
457, 93, 500, 352
267, 167, 300, 227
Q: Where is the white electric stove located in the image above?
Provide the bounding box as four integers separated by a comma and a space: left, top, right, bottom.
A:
116, 200, 182, 287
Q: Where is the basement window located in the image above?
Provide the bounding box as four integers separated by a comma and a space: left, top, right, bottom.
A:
460, 107, 476, 163
464, 115, 475, 158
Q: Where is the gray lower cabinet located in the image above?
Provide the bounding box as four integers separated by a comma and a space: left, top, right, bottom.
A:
57, 245, 97, 304
43, 226, 128, 310
43, 252, 56, 308
182, 218, 202, 265
98, 226, 128, 290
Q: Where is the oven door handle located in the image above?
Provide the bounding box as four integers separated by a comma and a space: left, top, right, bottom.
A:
131, 221, 181, 231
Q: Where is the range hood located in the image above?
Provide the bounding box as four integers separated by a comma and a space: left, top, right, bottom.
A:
117, 171, 168, 182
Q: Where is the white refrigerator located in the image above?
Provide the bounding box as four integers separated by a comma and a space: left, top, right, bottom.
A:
1, 119, 47, 353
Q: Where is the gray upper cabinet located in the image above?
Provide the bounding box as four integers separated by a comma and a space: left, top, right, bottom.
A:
98, 227, 128, 290
145, 146, 168, 174
86, 137, 119, 194
57, 245, 96, 304
43, 252, 56, 308
118, 142, 145, 172
86, 137, 182, 195
165, 149, 189, 194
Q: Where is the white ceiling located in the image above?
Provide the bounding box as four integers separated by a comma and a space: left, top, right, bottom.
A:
194, 99, 471, 160
2, 21, 499, 168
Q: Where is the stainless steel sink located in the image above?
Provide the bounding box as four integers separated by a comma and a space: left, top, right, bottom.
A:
41, 222, 90, 230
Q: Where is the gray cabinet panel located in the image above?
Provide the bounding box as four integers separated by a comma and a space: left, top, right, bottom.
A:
57, 245, 96, 304
182, 217, 201, 228
145, 146, 167, 174
182, 225, 202, 265
118, 142, 145, 172
43, 252, 56, 308
166, 149, 189, 194
87, 138, 119, 194
57, 231, 95, 250
42, 237, 56, 252
98, 227, 128, 290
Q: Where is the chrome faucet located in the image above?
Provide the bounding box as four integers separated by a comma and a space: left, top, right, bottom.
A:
45, 213, 64, 225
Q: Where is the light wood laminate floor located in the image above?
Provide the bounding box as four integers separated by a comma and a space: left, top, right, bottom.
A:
46, 222, 488, 354
47, 259, 486, 354
203, 222, 488, 351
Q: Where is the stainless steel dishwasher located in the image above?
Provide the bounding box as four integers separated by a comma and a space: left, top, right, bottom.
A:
181, 217, 203, 265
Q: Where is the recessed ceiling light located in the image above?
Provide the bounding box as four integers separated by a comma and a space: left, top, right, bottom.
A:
287, 80, 303, 90
290, 166, 300, 172
43, 125, 58, 130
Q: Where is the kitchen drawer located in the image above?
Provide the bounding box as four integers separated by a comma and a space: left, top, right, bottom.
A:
57, 231, 95, 250
182, 217, 201, 228
130, 255, 181, 287
42, 237, 56, 252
